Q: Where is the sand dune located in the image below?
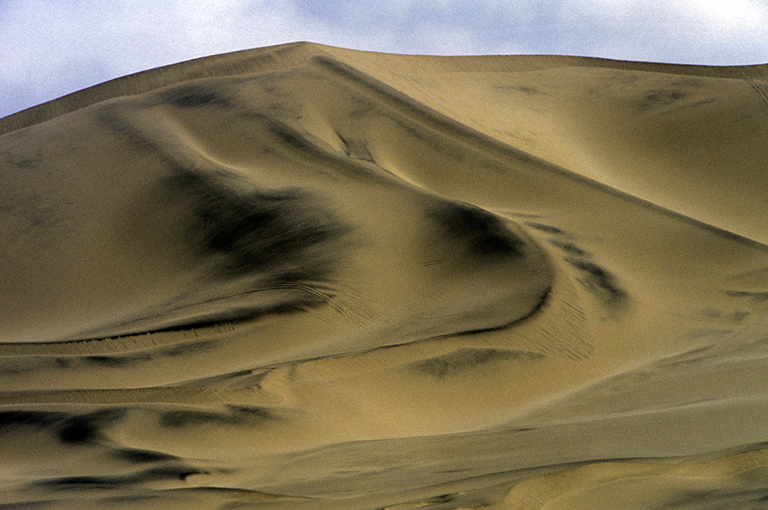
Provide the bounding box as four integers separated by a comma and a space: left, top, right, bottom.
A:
2, 42, 768, 509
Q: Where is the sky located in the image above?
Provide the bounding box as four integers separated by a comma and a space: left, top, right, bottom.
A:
1, 0, 767, 119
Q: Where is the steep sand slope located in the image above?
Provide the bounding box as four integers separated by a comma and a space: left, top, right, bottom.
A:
1, 42, 768, 509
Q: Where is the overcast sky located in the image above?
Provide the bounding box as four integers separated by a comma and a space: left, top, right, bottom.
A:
2, 0, 767, 119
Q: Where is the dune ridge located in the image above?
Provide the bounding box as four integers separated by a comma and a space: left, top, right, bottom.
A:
2, 42, 768, 509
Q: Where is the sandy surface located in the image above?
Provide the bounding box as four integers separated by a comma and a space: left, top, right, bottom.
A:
2, 42, 768, 509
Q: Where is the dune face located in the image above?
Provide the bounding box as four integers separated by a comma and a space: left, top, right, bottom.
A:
2, 43, 768, 509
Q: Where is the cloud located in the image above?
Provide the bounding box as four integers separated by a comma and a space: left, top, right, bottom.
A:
555, 0, 768, 62
0, 0, 365, 117
1, 0, 767, 118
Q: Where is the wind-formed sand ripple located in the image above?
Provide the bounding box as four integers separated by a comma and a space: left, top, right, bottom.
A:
2, 42, 768, 509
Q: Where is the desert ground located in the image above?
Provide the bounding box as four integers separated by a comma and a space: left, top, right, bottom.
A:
2, 42, 768, 509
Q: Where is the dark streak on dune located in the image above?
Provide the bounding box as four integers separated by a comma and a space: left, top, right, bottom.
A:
524, 220, 627, 308
548, 240, 588, 256
160, 405, 278, 428
525, 222, 565, 235
413, 348, 545, 378
565, 258, 627, 307
498, 85, 542, 95
0, 151, 74, 245
337, 134, 374, 162
269, 122, 325, 154
0, 410, 68, 429
87, 102, 359, 334
637, 89, 688, 112
38, 466, 204, 490
110, 303, 302, 338
726, 290, 768, 302
58, 409, 127, 445
435, 284, 553, 341
158, 83, 236, 110
428, 203, 525, 260
83, 355, 142, 368
53, 357, 73, 368
170, 368, 270, 388
263, 115, 396, 184
0, 362, 34, 377
9, 341, 215, 372
425, 494, 455, 505
161, 167, 350, 282
96, 106, 162, 155
157, 339, 217, 357
89, 345, 196, 366
0, 409, 127, 446
113, 448, 178, 464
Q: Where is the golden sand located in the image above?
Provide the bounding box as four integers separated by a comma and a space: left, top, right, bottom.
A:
1, 42, 768, 509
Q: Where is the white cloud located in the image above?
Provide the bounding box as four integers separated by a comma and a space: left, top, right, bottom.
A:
413, 24, 487, 55
672, 0, 768, 41
555, 0, 768, 62
0, 0, 353, 117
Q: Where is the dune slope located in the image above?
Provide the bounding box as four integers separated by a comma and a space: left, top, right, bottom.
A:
2, 42, 768, 509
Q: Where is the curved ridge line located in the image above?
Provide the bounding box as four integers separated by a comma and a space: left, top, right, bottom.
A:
4, 41, 767, 136
310, 54, 768, 251
0, 42, 321, 136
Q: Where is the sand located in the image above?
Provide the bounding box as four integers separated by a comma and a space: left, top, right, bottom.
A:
1, 42, 768, 509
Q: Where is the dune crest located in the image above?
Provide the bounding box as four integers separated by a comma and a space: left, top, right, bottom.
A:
2, 43, 768, 509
